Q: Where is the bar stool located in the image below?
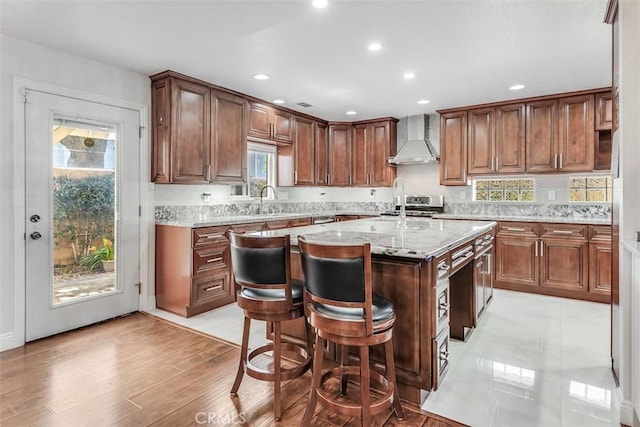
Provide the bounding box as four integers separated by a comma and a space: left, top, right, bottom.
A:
298, 236, 404, 426
228, 232, 312, 420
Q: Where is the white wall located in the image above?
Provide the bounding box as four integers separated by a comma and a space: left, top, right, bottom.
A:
0, 35, 151, 349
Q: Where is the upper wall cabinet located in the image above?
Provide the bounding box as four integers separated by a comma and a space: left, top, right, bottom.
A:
351, 119, 397, 187
595, 91, 613, 130
557, 94, 594, 172
248, 102, 293, 144
211, 90, 248, 183
328, 124, 352, 186
150, 71, 247, 184
293, 116, 316, 186
151, 75, 211, 184
526, 99, 559, 172
315, 122, 329, 186
439, 111, 467, 186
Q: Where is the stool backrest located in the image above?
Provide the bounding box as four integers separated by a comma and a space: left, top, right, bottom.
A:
229, 231, 293, 311
298, 236, 374, 337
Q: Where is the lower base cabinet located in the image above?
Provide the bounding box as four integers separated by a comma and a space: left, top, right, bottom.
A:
494, 222, 611, 303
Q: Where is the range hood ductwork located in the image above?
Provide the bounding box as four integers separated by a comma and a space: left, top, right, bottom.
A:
388, 114, 440, 164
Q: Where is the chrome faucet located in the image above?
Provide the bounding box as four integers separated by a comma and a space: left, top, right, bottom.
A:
392, 177, 406, 220
259, 185, 277, 214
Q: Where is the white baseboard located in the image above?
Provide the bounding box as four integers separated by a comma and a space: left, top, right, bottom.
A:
0, 331, 22, 352
617, 386, 634, 426
140, 295, 156, 312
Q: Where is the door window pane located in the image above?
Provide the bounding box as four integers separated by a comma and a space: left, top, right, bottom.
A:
247, 143, 276, 198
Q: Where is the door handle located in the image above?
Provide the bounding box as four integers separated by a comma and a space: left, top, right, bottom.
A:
30, 231, 42, 240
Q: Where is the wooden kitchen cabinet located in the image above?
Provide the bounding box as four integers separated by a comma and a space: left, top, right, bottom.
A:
328, 123, 352, 186
351, 119, 398, 187
526, 99, 559, 172
248, 102, 293, 144
210, 90, 248, 183
439, 111, 467, 185
467, 107, 494, 175
315, 122, 329, 186
151, 75, 211, 183
595, 91, 613, 130
494, 221, 610, 303
558, 94, 595, 172
293, 116, 315, 186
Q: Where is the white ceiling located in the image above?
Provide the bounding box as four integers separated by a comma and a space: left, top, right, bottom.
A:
0, 0, 611, 121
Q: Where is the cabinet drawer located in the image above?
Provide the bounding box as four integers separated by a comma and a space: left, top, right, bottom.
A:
433, 280, 450, 336
497, 222, 539, 237
231, 222, 265, 235
540, 224, 587, 240
474, 231, 495, 252
193, 226, 229, 246
433, 251, 451, 283
289, 217, 312, 227
263, 219, 291, 230
192, 272, 232, 306
590, 225, 612, 242
193, 243, 228, 275
450, 242, 474, 274
432, 326, 450, 391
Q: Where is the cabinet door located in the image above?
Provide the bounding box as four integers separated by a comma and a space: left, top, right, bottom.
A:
171, 78, 211, 183
595, 91, 613, 131
495, 236, 538, 287
526, 99, 558, 172
540, 239, 588, 291
589, 242, 612, 295
247, 102, 271, 140
351, 124, 369, 186
328, 124, 352, 186
151, 78, 171, 183
211, 90, 247, 183
467, 107, 494, 175
474, 257, 485, 320
370, 120, 396, 186
439, 111, 467, 185
272, 109, 293, 143
558, 94, 594, 172
293, 117, 315, 186
495, 103, 526, 173
315, 122, 329, 186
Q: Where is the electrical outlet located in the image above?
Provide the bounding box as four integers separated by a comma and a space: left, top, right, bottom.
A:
547, 190, 556, 201
459, 190, 467, 200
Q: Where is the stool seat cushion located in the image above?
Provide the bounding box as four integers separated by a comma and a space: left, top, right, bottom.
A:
313, 293, 394, 323
241, 280, 303, 302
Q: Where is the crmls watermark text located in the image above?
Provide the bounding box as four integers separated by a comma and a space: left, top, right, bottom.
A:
195, 412, 247, 425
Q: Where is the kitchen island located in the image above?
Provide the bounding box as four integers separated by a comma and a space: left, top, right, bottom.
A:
255, 216, 496, 404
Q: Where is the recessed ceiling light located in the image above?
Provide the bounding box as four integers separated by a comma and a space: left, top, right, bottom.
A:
509, 84, 525, 90
312, 0, 328, 8
368, 43, 382, 52
273, 99, 285, 104
253, 74, 270, 80
346, 111, 357, 115
403, 72, 415, 79
417, 99, 430, 105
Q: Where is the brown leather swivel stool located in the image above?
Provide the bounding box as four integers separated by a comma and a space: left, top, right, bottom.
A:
228, 232, 312, 420
298, 236, 404, 426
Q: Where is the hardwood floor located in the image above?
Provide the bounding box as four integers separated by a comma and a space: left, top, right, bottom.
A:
0, 313, 466, 426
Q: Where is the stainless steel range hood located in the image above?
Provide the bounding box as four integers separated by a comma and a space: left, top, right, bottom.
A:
388, 114, 439, 164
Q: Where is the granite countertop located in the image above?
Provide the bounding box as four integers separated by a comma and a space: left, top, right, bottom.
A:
156, 213, 313, 228
256, 216, 496, 260
433, 213, 611, 225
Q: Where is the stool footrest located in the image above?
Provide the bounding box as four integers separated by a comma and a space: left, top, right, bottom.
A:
245, 342, 312, 382
316, 366, 394, 418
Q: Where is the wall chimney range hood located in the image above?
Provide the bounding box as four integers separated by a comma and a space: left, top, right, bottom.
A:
388, 114, 439, 164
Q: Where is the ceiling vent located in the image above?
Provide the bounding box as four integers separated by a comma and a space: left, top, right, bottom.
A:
296, 102, 313, 108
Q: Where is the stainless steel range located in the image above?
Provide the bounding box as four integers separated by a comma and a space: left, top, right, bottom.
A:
381, 194, 445, 217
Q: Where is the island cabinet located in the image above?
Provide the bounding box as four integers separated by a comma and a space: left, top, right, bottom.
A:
155, 217, 311, 317
351, 119, 398, 187
150, 71, 248, 184
467, 103, 526, 175
495, 221, 610, 303
247, 102, 293, 144
327, 123, 352, 186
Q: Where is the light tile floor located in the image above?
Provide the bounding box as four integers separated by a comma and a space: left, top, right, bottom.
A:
147, 288, 620, 427
421, 289, 621, 427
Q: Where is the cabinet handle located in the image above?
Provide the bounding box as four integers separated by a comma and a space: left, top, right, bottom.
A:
205, 234, 222, 239
204, 285, 220, 292
559, 154, 563, 169
540, 241, 544, 257
535, 241, 538, 257
206, 257, 223, 263
326, 174, 330, 184
495, 157, 498, 171
159, 115, 164, 124
552, 230, 573, 235
294, 171, 298, 184
349, 174, 352, 186
506, 227, 526, 232
206, 164, 211, 181
554, 154, 558, 169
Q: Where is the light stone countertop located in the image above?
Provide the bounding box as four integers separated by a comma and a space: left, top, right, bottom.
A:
256, 216, 496, 260
433, 213, 611, 225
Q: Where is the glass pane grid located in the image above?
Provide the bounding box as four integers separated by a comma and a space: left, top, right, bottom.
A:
473, 178, 535, 202
567, 176, 612, 202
